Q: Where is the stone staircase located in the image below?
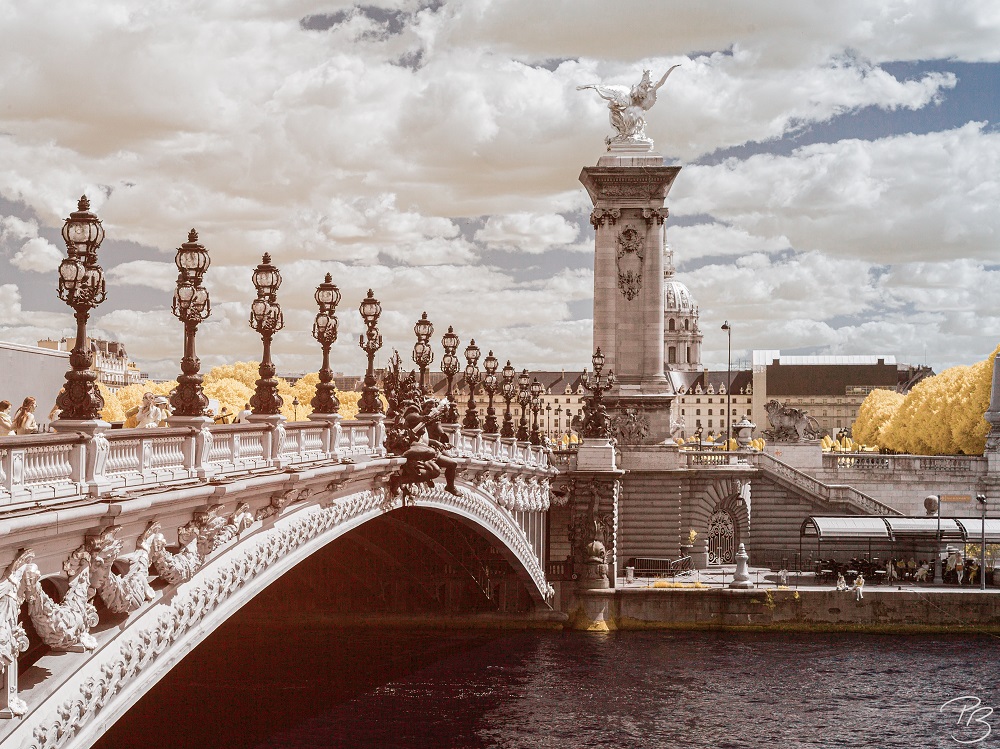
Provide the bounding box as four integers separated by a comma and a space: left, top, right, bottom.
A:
747, 451, 902, 516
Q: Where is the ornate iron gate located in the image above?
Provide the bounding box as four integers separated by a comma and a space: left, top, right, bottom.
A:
708, 509, 735, 565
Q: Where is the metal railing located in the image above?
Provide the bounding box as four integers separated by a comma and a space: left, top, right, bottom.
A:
627, 556, 692, 577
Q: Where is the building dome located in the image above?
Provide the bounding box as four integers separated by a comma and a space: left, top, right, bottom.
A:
664, 279, 696, 313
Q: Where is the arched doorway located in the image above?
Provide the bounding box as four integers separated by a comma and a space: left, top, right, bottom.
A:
708, 509, 736, 565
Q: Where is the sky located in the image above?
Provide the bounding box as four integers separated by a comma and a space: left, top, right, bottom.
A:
0, 0, 998, 379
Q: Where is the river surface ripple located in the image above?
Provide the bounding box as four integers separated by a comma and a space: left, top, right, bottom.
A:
257, 630, 1000, 749
98, 628, 1000, 749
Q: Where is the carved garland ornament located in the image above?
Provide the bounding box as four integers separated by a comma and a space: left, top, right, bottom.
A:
615, 224, 645, 301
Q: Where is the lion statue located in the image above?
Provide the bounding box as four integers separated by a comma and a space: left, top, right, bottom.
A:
762, 400, 823, 442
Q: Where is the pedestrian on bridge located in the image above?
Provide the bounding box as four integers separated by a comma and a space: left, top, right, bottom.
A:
0, 400, 12, 435
12, 397, 37, 435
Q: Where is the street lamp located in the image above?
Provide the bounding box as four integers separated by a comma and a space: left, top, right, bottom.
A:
358, 289, 384, 415
516, 369, 531, 441
482, 350, 500, 433
441, 326, 460, 423
462, 339, 482, 429
581, 348, 616, 440
721, 320, 732, 448
555, 406, 563, 445
249, 253, 284, 415
292, 397, 300, 421
311, 273, 341, 415
545, 403, 552, 442
925, 494, 943, 584
55, 196, 107, 422
529, 378, 543, 445
169, 229, 212, 418
977, 494, 988, 591
500, 360, 516, 439
412, 311, 434, 392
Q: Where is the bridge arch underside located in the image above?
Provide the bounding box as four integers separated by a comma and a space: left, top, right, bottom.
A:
7, 479, 550, 749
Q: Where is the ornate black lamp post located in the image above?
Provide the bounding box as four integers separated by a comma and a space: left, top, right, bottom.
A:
55, 196, 107, 422
358, 289, 384, 415
169, 229, 211, 418
500, 360, 516, 438
412, 312, 434, 393
249, 254, 284, 415
311, 273, 341, 415
555, 406, 563, 445
529, 378, 543, 445
481, 350, 500, 433
462, 339, 481, 429
581, 347, 616, 439
722, 320, 732, 447
441, 326, 460, 423
516, 369, 531, 441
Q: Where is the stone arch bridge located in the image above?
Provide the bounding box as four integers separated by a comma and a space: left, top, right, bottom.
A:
0, 417, 557, 749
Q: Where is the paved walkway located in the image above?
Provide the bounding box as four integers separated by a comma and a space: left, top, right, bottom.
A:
617, 566, 1000, 593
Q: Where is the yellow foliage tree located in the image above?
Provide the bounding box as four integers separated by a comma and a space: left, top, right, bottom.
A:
203, 362, 260, 391
880, 344, 999, 455
98, 383, 126, 422
203, 378, 255, 419
853, 389, 905, 448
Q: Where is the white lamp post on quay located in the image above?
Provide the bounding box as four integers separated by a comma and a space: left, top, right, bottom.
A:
721, 320, 732, 447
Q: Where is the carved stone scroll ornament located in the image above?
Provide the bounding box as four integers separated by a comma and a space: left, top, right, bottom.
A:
0, 550, 36, 717
590, 207, 621, 228
24, 564, 99, 652
148, 521, 201, 586
642, 207, 666, 225
615, 224, 645, 301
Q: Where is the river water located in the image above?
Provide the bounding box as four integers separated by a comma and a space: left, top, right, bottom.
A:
96, 625, 1000, 749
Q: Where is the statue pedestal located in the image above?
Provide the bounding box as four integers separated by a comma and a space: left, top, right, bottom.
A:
580, 160, 680, 444
766, 441, 822, 469
577, 439, 617, 471
577, 562, 610, 590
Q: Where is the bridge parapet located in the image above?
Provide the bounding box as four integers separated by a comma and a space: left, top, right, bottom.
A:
0, 420, 549, 513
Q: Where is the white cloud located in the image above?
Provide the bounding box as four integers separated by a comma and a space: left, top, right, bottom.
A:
10, 237, 62, 273
0, 1, 996, 376
673, 124, 1000, 263
475, 213, 580, 254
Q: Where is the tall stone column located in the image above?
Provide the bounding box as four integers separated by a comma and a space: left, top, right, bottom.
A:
580, 152, 680, 442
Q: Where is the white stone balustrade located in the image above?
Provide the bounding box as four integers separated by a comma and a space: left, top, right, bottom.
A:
0, 418, 551, 511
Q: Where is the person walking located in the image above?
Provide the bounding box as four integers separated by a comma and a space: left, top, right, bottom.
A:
12, 397, 38, 435
0, 400, 12, 435
236, 404, 252, 423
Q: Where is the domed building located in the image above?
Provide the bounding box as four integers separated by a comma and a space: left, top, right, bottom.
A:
663, 245, 702, 372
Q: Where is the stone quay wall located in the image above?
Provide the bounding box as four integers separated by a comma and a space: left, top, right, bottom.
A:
563, 586, 1000, 632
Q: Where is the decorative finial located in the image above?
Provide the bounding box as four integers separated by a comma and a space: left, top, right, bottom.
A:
324, 272, 332, 283
77, 195, 90, 211
188, 228, 198, 242
262, 252, 272, 264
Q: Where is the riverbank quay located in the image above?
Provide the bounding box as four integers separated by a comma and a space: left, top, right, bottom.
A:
559, 571, 1000, 632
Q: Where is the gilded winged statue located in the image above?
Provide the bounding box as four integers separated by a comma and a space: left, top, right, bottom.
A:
578, 66, 680, 147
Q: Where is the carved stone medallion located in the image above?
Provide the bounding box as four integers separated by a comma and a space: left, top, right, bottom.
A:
616, 224, 645, 301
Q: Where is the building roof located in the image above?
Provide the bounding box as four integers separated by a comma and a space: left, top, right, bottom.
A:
669, 369, 753, 396
753, 350, 897, 367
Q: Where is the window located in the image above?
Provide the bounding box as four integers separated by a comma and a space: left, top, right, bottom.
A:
668, 318, 676, 331
668, 346, 676, 364
708, 420, 713, 428
685, 319, 690, 330
686, 346, 691, 363
696, 409, 701, 415
708, 409, 713, 415
695, 398, 701, 403
732, 409, 736, 416
681, 409, 685, 415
